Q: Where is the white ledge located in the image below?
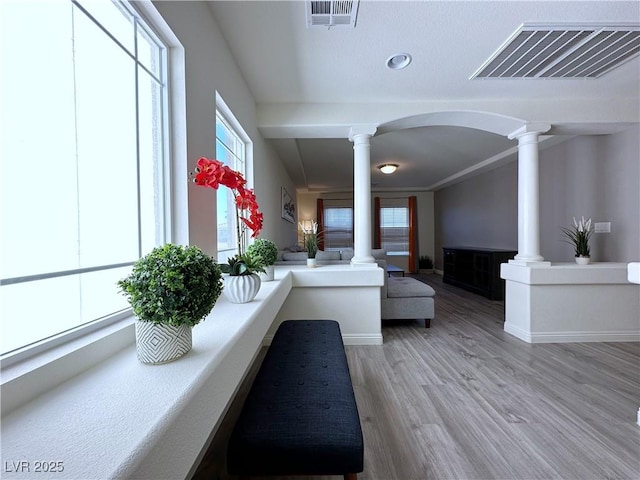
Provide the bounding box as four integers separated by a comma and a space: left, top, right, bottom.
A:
0, 265, 383, 480
501, 262, 631, 285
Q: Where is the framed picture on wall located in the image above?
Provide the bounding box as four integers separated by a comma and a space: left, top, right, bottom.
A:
281, 187, 295, 223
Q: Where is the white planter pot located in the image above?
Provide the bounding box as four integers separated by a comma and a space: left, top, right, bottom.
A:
224, 273, 261, 303
307, 258, 317, 268
258, 264, 275, 282
135, 321, 192, 365
575, 256, 591, 265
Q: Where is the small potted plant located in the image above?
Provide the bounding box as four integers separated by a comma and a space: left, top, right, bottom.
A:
118, 244, 223, 364
221, 252, 265, 303
299, 221, 320, 267
561, 216, 594, 265
247, 238, 278, 282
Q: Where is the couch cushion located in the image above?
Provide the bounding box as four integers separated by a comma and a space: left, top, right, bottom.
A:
340, 248, 354, 261
316, 250, 340, 261
282, 251, 308, 261
371, 249, 387, 259
386, 277, 435, 298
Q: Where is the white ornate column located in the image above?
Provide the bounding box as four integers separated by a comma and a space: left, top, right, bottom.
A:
508, 123, 551, 265
349, 126, 377, 266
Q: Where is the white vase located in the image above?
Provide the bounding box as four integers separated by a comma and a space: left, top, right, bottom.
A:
258, 265, 275, 282
575, 256, 591, 265
135, 321, 192, 364
223, 274, 261, 303
307, 258, 317, 268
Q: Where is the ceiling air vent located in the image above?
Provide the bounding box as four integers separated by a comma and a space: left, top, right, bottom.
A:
306, 0, 359, 28
471, 23, 640, 78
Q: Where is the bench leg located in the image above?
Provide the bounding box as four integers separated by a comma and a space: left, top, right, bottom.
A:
424, 318, 431, 328
344, 474, 358, 480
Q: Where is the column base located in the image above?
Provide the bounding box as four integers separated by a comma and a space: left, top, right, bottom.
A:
350, 257, 376, 267
509, 259, 551, 267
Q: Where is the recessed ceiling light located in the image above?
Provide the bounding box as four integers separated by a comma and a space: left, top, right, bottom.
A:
378, 164, 398, 174
386, 53, 412, 70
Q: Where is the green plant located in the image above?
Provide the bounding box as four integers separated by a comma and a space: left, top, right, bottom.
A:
561, 216, 594, 257
299, 221, 321, 259
247, 238, 278, 266
419, 255, 433, 269
221, 252, 266, 276
117, 244, 223, 327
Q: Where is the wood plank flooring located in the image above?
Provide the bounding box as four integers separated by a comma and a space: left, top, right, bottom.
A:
194, 273, 640, 480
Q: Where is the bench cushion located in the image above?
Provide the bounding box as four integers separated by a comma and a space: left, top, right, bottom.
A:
386, 276, 436, 298
227, 320, 364, 476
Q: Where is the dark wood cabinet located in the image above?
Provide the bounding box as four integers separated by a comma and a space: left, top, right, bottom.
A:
443, 247, 516, 300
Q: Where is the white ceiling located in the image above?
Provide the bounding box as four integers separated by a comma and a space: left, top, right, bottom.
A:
207, 0, 640, 192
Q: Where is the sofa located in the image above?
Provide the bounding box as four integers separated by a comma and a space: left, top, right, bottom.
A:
275, 248, 435, 327
274, 248, 356, 265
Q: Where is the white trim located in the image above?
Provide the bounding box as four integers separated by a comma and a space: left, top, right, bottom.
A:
528, 331, 640, 343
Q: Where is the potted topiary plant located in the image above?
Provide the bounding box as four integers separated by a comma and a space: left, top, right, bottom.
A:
221, 252, 265, 303
117, 244, 223, 364
247, 238, 278, 282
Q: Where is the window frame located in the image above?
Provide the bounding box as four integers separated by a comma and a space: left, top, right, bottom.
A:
0, 0, 184, 372
380, 205, 410, 256
214, 93, 253, 261
322, 204, 354, 251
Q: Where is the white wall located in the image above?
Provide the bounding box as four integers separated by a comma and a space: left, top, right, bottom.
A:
153, 1, 297, 254
435, 126, 640, 269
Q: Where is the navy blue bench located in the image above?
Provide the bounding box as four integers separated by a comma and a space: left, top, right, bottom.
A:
227, 320, 364, 480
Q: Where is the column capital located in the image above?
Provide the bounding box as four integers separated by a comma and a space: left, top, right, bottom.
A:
508, 123, 551, 141
349, 125, 377, 142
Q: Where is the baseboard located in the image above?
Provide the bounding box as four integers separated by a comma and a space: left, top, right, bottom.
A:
262, 333, 383, 346
529, 331, 640, 343
504, 323, 533, 343
504, 323, 640, 343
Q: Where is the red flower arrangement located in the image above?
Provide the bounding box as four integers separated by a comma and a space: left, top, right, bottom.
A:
191, 157, 263, 252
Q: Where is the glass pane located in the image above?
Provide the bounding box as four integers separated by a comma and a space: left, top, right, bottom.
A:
75, 0, 135, 55
81, 266, 131, 321
138, 69, 165, 254
1, 1, 79, 278
136, 22, 162, 78
1, 276, 81, 354
73, 7, 139, 266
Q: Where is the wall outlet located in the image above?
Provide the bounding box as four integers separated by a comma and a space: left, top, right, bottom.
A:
594, 222, 611, 233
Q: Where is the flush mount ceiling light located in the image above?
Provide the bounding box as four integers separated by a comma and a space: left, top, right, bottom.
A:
386, 53, 412, 70
378, 164, 398, 174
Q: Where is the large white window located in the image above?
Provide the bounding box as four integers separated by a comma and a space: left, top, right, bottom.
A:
0, 0, 169, 356
215, 105, 249, 262
380, 207, 409, 255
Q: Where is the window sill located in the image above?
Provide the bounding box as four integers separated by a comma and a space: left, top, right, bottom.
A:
0, 271, 293, 480
0, 265, 383, 480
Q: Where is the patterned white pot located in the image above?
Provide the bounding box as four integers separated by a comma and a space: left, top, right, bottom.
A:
258, 265, 275, 282
224, 273, 261, 303
135, 321, 192, 364
307, 258, 317, 268
575, 256, 591, 265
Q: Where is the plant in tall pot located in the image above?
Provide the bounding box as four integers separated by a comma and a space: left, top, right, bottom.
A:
299, 220, 320, 267
247, 238, 278, 281
117, 244, 223, 364
221, 252, 265, 303
561, 216, 594, 265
